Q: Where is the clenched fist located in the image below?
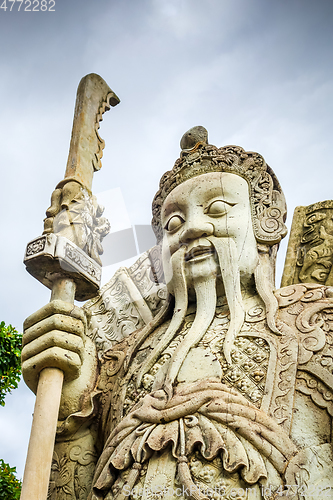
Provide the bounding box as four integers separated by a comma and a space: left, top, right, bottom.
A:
22, 299, 97, 419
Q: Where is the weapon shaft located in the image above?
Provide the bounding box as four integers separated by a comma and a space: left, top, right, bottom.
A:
21, 278, 75, 500
21, 74, 119, 500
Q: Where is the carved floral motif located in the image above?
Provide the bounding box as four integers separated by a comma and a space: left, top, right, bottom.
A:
26, 236, 46, 256
48, 439, 97, 500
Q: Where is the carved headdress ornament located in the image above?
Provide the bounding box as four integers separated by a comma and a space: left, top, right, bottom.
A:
152, 126, 287, 245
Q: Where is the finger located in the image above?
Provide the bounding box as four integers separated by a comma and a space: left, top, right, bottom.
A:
201, 401, 283, 433
175, 380, 249, 399
23, 314, 84, 346
22, 347, 81, 394
22, 330, 84, 362
169, 387, 257, 411
24, 300, 85, 330
206, 411, 297, 460
201, 401, 258, 421
200, 392, 257, 410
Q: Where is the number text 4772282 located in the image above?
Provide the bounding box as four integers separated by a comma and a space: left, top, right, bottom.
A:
0, 0, 55, 11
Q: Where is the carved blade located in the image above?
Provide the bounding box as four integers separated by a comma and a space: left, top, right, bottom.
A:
62, 73, 120, 191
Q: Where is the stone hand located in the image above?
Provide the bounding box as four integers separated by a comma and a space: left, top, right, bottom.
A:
22, 299, 86, 394
114, 382, 298, 475
200, 394, 298, 472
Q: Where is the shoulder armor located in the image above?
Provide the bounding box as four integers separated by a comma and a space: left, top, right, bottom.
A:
83, 247, 167, 357
276, 283, 333, 391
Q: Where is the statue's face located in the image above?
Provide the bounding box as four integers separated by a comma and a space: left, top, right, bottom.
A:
161, 172, 258, 291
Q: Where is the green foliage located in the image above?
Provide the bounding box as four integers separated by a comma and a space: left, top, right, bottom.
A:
0, 322, 22, 497
0, 460, 21, 499
0, 321, 22, 406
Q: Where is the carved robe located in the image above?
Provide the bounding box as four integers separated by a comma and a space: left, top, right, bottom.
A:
50, 278, 333, 500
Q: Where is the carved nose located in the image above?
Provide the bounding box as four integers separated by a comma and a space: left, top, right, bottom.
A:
180, 223, 214, 244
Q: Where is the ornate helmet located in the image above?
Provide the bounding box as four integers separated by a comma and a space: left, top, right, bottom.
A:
152, 126, 287, 245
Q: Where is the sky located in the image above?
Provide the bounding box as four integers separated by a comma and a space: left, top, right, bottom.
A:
0, 0, 333, 480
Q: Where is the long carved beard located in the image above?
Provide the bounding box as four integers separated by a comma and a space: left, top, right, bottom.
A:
163, 261, 217, 398
208, 236, 246, 364
136, 246, 188, 389
163, 236, 247, 396
255, 243, 281, 335
137, 236, 249, 396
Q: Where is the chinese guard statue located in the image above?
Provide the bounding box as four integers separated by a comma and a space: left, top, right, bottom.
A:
23, 123, 333, 500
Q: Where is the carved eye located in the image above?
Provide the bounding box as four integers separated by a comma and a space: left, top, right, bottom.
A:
165, 215, 184, 232
206, 200, 233, 216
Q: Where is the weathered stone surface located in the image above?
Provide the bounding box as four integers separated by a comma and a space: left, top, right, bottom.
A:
21, 74, 119, 500
282, 200, 333, 288
22, 127, 333, 499
83, 250, 167, 356
24, 234, 102, 300
24, 73, 119, 304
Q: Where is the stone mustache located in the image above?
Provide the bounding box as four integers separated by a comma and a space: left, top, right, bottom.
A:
23, 126, 333, 500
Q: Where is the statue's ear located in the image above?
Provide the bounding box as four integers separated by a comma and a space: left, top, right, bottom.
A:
253, 191, 288, 245
252, 166, 288, 246
148, 244, 166, 285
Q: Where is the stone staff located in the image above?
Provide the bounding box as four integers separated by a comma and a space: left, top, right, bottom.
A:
21, 73, 120, 500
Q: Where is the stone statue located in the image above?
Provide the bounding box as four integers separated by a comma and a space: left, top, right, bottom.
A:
282, 200, 333, 288
22, 126, 333, 500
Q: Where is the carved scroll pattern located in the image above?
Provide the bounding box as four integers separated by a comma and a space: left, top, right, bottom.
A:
64, 241, 101, 281
110, 463, 148, 500
296, 372, 333, 416
295, 202, 333, 285
273, 284, 333, 428
48, 437, 97, 500
128, 248, 167, 315
269, 327, 298, 432
84, 269, 146, 356
26, 237, 46, 256
84, 251, 167, 357
297, 305, 333, 396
